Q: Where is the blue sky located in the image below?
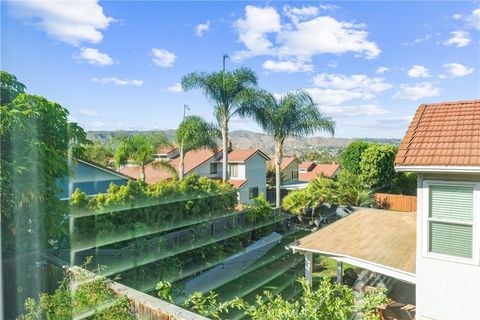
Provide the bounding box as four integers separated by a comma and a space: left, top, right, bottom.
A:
2, 1, 479, 138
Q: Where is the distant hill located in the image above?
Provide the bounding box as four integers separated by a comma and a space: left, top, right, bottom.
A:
86, 130, 400, 157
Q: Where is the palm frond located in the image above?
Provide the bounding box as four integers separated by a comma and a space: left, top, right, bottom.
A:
151, 160, 178, 179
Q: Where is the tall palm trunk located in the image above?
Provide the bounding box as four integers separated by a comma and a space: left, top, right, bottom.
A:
178, 143, 185, 180
221, 113, 228, 182
141, 163, 146, 182
274, 138, 284, 209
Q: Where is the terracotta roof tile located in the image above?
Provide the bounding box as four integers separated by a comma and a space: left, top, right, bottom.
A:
218, 149, 270, 162
395, 100, 480, 167
267, 156, 301, 171
299, 163, 341, 181
228, 179, 248, 188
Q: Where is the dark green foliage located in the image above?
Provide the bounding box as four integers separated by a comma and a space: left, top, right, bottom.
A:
158, 276, 387, 320
391, 172, 417, 195
1, 71, 88, 254
83, 140, 114, 167
20, 266, 135, 319
359, 144, 397, 190
0, 70, 26, 105
246, 193, 272, 223
306, 150, 342, 164
341, 141, 370, 175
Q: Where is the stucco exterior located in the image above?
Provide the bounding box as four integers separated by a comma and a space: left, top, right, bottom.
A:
236, 154, 267, 205
281, 160, 300, 183
415, 172, 480, 320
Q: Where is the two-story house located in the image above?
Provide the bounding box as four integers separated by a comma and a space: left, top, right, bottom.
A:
289, 100, 480, 320
119, 147, 269, 204
267, 157, 301, 184
395, 100, 480, 320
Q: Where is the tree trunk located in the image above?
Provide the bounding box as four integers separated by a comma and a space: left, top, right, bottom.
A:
141, 164, 146, 182
222, 114, 228, 182
275, 139, 283, 209
179, 143, 185, 180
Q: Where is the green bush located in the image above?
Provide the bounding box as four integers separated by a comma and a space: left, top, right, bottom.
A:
359, 144, 397, 190
341, 141, 370, 175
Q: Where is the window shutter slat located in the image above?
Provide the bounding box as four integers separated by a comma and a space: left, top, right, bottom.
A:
429, 185, 474, 222
429, 222, 473, 258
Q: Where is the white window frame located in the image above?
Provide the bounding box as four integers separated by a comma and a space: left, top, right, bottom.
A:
422, 180, 480, 265
228, 163, 239, 178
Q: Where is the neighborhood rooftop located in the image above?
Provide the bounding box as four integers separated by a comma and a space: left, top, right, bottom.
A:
395, 100, 480, 167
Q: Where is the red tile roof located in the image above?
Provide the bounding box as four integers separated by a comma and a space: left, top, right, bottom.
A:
299, 161, 316, 171
119, 148, 219, 183
299, 163, 341, 181
229, 179, 248, 188
268, 156, 301, 171
395, 100, 480, 167
218, 149, 270, 162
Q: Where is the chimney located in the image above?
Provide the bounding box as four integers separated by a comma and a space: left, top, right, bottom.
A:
229, 141, 233, 150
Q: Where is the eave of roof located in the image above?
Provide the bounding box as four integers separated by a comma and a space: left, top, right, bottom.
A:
289, 209, 416, 281
78, 158, 135, 181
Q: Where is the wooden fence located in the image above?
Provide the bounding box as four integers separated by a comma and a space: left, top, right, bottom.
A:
375, 193, 417, 212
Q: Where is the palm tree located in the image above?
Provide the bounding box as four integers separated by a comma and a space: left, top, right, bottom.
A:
114, 132, 175, 182
249, 90, 336, 208
175, 115, 220, 179
181, 59, 258, 181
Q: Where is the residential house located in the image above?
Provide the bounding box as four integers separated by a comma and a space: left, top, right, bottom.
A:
395, 100, 480, 320
267, 156, 301, 183
289, 100, 480, 320
120, 147, 269, 205
58, 159, 131, 200
298, 161, 341, 182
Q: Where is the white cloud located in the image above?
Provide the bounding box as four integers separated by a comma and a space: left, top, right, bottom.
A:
168, 83, 183, 93
8, 0, 114, 46
306, 88, 365, 105
262, 59, 313, 73
319, 4, 339, 11
453, 9, 480, 30
393, 82, 440, 100
306, 73, 392, 105
438, 74, 447, 79
233, 5, 380, 63
443, 63, 474, 77
444, 31, 470, 47
320, 104, 388, 117
233, 6, 281, 60
407, 65, 430, 78
152, 48, 176, 67
283, 5, 319, 24
195, 20, 210, 37
471, 9, 480, 30
312, 73, 392, 93
79, 109, 98, 117
91, 77, 143, 86
76, 48, 113, 65
453, 13, 463, 20
375, 66, 389, 74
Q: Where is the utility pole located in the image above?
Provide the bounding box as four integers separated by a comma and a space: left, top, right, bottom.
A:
222, 54, 229, 73
183, 104, 189, 120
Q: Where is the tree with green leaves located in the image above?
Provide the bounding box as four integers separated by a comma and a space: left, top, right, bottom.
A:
114, 132, 175, 182
359, 144, 397, 190
249, 90, 335, 208
175, 115, 220, 179
1, 71, 88, 317
1, 71, 88, 253
181, 58, 258, 182
83, 140, 114, 167
341, 141, 370, 175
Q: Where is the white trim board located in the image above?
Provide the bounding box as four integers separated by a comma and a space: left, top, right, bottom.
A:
396, 166, 480, 173
289, 246, 416, 284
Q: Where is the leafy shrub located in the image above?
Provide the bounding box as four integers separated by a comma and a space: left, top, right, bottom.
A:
246, 193, 272, 222
341, 141, 370, 175
359, 144, 397, 190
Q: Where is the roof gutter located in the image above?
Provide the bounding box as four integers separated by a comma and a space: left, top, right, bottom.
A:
395, 165, 480, 173
288, 243, 416, 284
